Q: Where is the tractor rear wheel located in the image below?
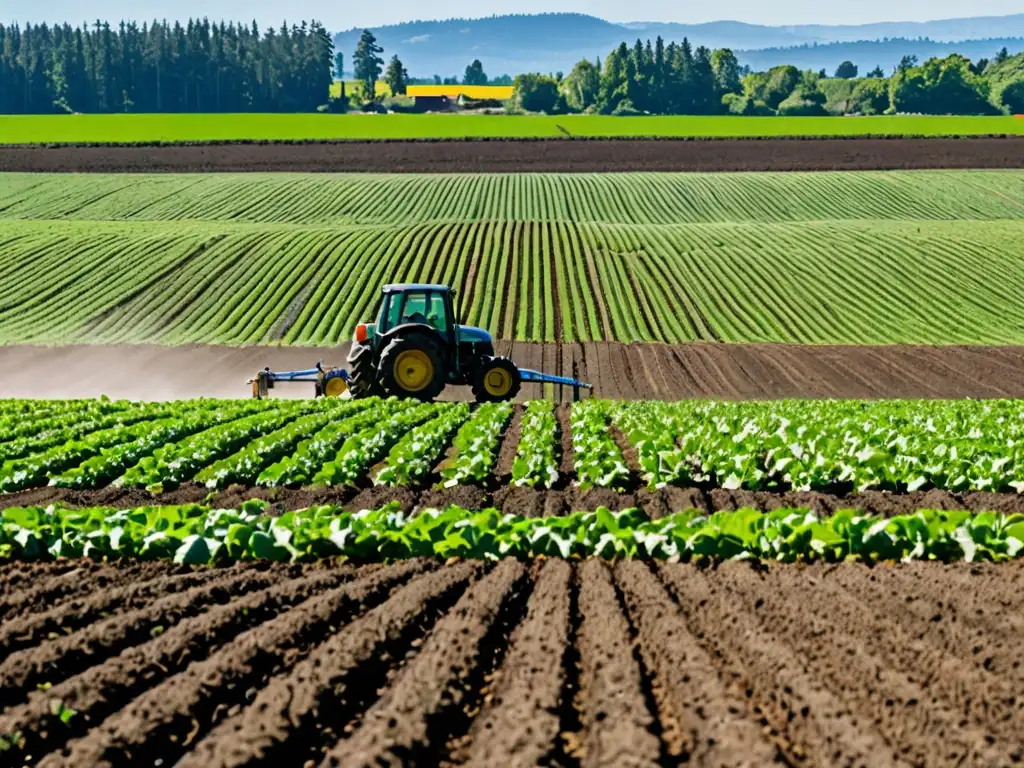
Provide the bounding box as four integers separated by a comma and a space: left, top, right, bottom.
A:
379, 335, 446, 401
472, 356, 521, 402
346, 341, 381, 398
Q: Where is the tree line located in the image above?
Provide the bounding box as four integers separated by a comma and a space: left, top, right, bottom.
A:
0, 19, 1020, 115
510, 40, 1023, 116
0, 19, 333, 114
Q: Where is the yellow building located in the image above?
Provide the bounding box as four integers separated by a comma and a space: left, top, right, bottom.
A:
407, 85, 514, 100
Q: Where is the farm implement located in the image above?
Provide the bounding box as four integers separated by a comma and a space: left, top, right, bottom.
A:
251, 283, 591, 402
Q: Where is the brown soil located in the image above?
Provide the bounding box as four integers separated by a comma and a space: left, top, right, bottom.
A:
3, 558, 1024, 766
6, 342, 1024, 401
8, 484, 1024, 517
493, 404, 523, 482
2, 137, 1022, 173
555, 403, 574, 474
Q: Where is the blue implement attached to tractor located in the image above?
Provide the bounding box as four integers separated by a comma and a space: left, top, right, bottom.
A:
250, 283, 591, 402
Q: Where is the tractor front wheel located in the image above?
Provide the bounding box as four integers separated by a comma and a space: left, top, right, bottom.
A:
472, 356, 521, 402
379, 336, 446, 401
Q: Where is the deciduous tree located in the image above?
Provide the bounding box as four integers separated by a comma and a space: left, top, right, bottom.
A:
834, 60, 858, 78
513, 72, 559, 112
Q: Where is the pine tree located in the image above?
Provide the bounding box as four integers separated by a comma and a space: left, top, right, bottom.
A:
353, 28, 383, 101
384, 54, 408, 95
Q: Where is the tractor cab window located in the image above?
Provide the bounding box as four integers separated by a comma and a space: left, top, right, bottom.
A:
400, 293, 429, 326
382, 295, 403, 331
426, 293, 450, 333
393, 291, 450, 333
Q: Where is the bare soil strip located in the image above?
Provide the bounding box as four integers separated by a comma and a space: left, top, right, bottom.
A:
576, 559, 662, 766
3, 559, 1024, 767
320, 559, 529, 767
664, 562, 1024, 766
459, 560, 572, 766
42, 561, 425, 768
4, 341, 1024, 401
1, 137, 1022, 173
5, 482, 1024, 518
0, 567, 281, 706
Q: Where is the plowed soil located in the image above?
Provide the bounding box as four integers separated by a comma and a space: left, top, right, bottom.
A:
2, 137, 1022, 173
3, 558, 1024, 767
5, 480, 1024, 518
4, 341, 1024, 401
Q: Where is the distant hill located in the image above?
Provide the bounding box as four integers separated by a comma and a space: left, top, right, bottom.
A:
333, 12, 1024, 78
739, 38, 1024, 74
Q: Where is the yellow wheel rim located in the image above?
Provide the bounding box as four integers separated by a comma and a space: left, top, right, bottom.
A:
394, 349, 433, 392
483, 367, 513, 397
324, 377, 348, 397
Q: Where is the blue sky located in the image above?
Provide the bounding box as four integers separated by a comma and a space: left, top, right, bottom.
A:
12, 0, 1024, 29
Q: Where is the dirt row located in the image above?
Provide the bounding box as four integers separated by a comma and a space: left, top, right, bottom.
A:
506, 340, 1024, 401
2, 557, 1024, 767
2, 137, 1023, 173
5, 341, 1024, 401
4, 480, 1024, 519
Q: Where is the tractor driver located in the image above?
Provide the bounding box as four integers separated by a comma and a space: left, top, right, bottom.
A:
402, 310, 430, 325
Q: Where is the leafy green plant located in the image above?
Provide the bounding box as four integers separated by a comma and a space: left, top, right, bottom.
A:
4, 502, 1024, 565
121, 402, 311, 492
512, 400, 560, 488
375, 403, 470, 486
440, 402, 513, 487
258, 398, 404, 487
313, 403, 439, 486
610, 398, 1024, 494
195, 401, 354, 490
571, 400, 629, 490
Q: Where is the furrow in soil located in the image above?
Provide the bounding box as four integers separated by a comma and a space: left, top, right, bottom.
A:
37, 561, 423, 768
459, 559, 572, 766
320, 558, 530, 767
175, 560, 482, 768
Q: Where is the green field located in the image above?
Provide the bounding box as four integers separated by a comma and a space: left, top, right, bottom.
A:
1, 170, 1023, 346
0, 113, 1022, 143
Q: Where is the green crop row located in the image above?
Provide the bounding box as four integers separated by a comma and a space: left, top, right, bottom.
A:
6, 398, 1024, 496
1, 171, 1023, 346
609, 398, 1024, 494
3, 502, 1022, 564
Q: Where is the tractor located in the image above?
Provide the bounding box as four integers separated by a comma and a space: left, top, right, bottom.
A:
250, 283, 590, 401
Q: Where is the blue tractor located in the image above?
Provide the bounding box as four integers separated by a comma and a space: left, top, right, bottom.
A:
251, 283, 590, 402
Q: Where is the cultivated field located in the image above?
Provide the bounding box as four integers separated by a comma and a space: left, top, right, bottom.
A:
5, 396, 1024, 518
3, 558, 1024, 766
4, 103, 1024, 767
2, 113, 1023, 144
2, 171, 1023, 348
5, 137, 1023, 173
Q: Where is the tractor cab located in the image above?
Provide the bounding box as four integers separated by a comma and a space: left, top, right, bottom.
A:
376, 284, 457, 353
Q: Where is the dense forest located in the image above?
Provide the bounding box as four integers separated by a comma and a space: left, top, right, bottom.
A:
531, 39, 1024, 116
0, 19, 333, 114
